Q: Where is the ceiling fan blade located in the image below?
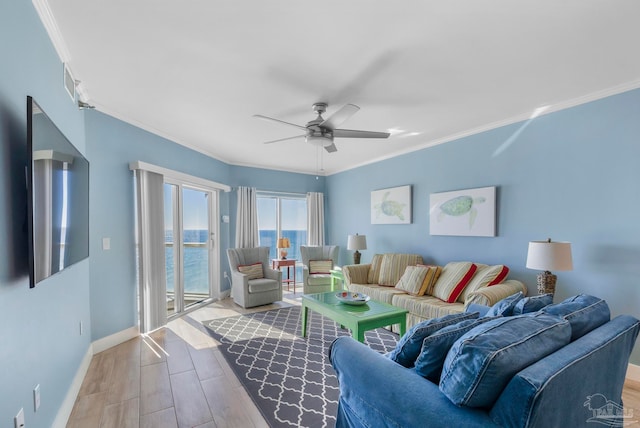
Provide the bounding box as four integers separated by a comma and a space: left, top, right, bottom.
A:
263, 135, 305, 144
253, 114, 307, 131
319, 104, 360, 130
332, 129, 391, 139
324, 143, 338, 153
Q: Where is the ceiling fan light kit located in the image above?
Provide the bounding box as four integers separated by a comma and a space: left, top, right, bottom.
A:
306, 134, 333, 147
255, 102, 390, 152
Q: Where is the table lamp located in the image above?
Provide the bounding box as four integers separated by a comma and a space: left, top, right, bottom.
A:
347, 234, 367, 264
526, 238, 573, 295
277, 237, 290, 259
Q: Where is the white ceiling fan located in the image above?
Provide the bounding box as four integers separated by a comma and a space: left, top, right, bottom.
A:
254, 103, 390, 152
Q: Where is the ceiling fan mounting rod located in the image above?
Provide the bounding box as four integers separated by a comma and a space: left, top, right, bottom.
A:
312, 102, 327, 115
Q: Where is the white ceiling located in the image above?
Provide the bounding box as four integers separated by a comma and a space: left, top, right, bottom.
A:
45, 0, 640, 175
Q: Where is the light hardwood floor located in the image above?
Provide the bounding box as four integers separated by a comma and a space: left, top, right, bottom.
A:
68, 290, 640, 428
67, 290, 302, 428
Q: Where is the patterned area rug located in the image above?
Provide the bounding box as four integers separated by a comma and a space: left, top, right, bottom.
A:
203, 306, 398, 428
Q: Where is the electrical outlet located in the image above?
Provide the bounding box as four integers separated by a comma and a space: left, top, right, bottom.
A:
223, 271, 228, 278
34, 384, 40, 411
15, 408, 24, 428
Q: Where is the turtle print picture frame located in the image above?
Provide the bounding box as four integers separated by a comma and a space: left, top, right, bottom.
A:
429, 186, 496, 236
371, 185, 412, 224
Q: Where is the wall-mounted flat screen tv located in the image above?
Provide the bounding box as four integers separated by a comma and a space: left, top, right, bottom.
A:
27, 96, 89, 288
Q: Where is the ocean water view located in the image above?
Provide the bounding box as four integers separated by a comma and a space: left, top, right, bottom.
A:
165, 229, 306, 293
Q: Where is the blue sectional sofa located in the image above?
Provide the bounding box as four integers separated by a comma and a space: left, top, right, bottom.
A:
329, 294, 639, 428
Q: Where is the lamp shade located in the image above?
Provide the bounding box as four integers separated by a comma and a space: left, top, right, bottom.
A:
526, 240, 573, 271
347, 234, 367, 251
277, 237, 290, 248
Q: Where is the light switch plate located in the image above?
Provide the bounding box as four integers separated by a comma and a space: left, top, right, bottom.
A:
34, 384, 40, 411
15, 408, 24, 428
102, 237, 110, 250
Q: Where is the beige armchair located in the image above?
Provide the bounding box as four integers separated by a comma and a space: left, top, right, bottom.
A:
300, 245, 339, 294
227, 247, 282, 308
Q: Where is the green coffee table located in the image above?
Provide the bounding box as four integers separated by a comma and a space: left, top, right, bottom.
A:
301, 291, 408, 343
330, 269, 344, 290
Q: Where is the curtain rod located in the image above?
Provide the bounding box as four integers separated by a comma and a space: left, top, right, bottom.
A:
255, 190, 307, 198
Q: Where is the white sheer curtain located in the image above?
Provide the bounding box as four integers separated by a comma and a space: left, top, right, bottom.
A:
134, 169, 167, 333
307, 192, 325, 246
235, 186, 259, 248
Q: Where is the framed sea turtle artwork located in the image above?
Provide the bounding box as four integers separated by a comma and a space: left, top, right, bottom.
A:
371, 185, 412, 224
429, 186, 496, 236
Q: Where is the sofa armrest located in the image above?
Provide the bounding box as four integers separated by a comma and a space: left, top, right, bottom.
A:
464, 279, 527, 307
329, 337, 498, 428
342, 263, 371, 286
490, 315, 640, 427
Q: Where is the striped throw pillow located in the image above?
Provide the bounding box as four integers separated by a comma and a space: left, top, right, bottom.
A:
378, 254, 422, 286
457, 264, 509, 303
238, 262, 264, 280
309, 259, 333, 274
367, 254, 384, 284
417, 264, 443, 296
432, 262, 477, 303
395, 266, 429, 296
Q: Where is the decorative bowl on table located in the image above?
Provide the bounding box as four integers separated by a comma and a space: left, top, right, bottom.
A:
335, 291, 370, 305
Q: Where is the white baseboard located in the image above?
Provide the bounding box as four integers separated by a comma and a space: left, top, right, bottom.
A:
92, 326, 140, 354
52, 344, 93, 428
54, 326, 140, 427
627, 363, 640, 383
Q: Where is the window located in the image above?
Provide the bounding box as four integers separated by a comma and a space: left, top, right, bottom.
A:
164, 182, 218, 318
257, 194, 307, 279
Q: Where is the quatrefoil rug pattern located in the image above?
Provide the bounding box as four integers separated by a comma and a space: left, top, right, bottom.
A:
203, 306, 398, 428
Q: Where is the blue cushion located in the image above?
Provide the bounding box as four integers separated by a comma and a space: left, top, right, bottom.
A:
541, 294, 610, 340
413, 317, 496, 382
512, 293, 553, 315
439, 313, 572, 408
387, 312, 479, 367
484, 291, 524, 317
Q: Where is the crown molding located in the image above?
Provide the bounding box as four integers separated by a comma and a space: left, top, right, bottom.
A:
32, 0, 72, 62
328, 79, 640, 176
28, 1, 640, 178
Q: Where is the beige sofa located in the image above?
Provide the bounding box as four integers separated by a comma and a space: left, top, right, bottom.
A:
342, 253, 527, 330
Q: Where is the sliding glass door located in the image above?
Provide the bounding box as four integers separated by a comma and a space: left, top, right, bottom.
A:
257, 194, 307, 279
165, 182, 218, 317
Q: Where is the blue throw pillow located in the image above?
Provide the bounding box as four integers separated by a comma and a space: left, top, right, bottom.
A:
440, 313, 572, 408
387, 312, 479, 367
512, 293, 553, 315
413, 316, 496, 382
541, 294, 610, 340
484, 291, 524, 317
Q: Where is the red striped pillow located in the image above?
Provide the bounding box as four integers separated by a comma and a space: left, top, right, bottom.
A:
238, 262, 264, 279
432, 262, 478, 303
488, 265, 509, 285
309, 260, 333, 274
458, 264, 510, 303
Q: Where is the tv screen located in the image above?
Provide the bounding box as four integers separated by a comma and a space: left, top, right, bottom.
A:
27, 96, 89, 287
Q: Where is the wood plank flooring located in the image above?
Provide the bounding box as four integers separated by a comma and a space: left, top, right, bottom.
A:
68, 290, 640, 427
67, 291, 300, 428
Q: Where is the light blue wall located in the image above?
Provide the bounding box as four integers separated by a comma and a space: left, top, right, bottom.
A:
86, 111, 232, 339
226, 165, 326, 265
0, 1, 92, 427
2, 2, 640, 426
85, 111, 326, 337
327, 88, 640, 364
